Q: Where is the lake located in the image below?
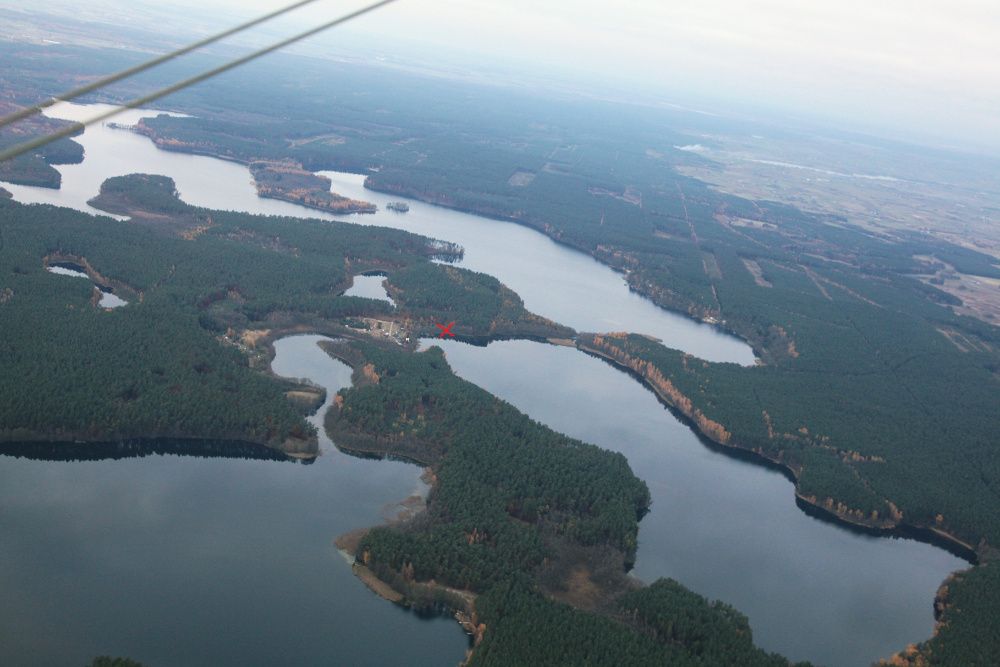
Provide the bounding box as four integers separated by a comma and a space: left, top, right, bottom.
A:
343, 273, 394, 304
47, 261, 128, 308
0, 335, 469, 666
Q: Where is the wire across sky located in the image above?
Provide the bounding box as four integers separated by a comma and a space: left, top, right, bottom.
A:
0, 0, 400, 164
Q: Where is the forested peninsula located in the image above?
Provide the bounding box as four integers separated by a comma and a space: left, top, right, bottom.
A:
248, 160, 377, 214
324, 340, 808, 666
0, 100, 83, 188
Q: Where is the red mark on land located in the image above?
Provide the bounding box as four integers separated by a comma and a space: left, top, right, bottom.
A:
435, 321, 456, 338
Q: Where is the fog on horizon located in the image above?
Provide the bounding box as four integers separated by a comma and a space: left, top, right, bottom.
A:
10, 0, 1000, 155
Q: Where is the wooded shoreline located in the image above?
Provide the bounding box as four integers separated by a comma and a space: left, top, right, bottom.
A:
575, 337, 981, 566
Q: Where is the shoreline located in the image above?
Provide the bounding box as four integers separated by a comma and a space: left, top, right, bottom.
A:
361, 176, 760, 356
332, 477, 482, 659
312, 338, 483, 659
576, 338, 981, 565
0, 436, 305, 462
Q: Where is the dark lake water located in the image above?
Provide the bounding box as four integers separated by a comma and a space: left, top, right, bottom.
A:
0, 102, 968, 666
0, 336, 469, 666
343, 273, 394, 304
46, 262, 128, 308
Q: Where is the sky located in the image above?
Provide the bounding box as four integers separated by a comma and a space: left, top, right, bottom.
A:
17, 0, 1000, 153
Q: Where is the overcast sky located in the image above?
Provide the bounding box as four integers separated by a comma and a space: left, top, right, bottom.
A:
26, 0, 1000, 153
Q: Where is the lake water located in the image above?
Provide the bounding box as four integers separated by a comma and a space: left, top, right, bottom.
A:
47, 262, 128, 308
0, 336, 469, 666
343, 273, 394, 304
0, 102, 968, 666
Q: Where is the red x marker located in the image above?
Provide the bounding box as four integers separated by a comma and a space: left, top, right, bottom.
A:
435, 321, 456, 338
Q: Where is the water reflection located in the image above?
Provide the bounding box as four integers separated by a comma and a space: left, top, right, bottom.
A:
0, 439, 295, 463
0, 336, 470, 667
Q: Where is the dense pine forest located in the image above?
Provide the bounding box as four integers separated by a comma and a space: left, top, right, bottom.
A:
0, 199, 305, 448
87, 658, 144, 667
325, 341, 806, 665
0, 174, 555, 450
324, 341, 649, 577
386, 262, 572, 340
469, 579, 805, 667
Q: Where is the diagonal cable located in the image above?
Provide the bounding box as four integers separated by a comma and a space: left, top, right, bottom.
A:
0, 0, 399, 164
0, 0, 328, 131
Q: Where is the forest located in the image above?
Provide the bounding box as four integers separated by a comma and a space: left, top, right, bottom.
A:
87, 658, 144, 667
0, 99, 83, 188
385, 262, 573, 340
468, 579, 807, 667
325, 341, 806, 665
0, 174, 552, 451
0, 197, 312, 449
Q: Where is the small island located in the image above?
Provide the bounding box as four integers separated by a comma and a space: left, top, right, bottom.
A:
386, 201, 409, 213
249, 160, 377, 214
